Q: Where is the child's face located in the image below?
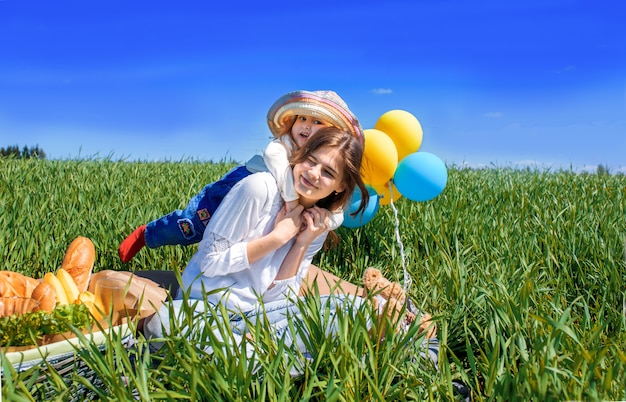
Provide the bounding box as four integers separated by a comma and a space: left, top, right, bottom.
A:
290, 115, 332, 148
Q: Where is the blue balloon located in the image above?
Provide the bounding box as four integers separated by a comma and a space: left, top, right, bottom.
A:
393, 152, 447, 202
342, 185, 380, 228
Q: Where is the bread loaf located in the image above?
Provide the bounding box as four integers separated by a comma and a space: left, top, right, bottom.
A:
88, 270, 168, 315
0, 271, 40, 298
31, 281, 57, 312
61, 237, 95, 292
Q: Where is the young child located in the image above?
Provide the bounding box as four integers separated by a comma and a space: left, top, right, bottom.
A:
118, 90, 364, 263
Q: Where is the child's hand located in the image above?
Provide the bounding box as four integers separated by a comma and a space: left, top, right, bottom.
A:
285, 199, 300, 212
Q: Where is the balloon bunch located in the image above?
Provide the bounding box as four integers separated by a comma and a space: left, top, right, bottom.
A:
343, 110, 448, 228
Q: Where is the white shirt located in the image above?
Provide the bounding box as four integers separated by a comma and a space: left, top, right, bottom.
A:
181, 172, 333, 312
263, 137, 298, 202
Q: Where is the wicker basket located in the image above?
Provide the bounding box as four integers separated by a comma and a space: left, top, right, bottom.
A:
1, 322, 133, 400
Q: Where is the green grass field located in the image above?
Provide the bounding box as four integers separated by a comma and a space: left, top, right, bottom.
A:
1, 157, 625, 400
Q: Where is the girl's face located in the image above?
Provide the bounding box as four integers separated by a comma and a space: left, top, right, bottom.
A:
290, 115, 332, 148
293, 146, 346, 207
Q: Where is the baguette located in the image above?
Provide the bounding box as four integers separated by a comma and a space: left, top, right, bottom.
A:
61, 236, 95, 292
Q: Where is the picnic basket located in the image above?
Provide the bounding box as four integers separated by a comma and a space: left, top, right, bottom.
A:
1, 316, 134, 400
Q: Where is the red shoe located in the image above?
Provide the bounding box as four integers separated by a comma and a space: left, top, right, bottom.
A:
118, 224, 147, 263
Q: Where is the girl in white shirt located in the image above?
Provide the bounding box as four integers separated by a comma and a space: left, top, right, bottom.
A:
144, 126, 369, 345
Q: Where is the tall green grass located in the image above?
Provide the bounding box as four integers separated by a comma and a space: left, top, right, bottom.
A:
1, 157, 625, 400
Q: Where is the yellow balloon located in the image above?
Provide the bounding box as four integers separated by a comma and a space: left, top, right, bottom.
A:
372, 180, 403, 206
360, 129, 398, 185
374, 110, 423, 161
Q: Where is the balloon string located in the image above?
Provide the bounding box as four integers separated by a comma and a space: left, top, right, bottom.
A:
387, 181, 412, 294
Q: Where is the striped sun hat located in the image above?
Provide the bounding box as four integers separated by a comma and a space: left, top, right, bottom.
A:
267, 90, 364, 146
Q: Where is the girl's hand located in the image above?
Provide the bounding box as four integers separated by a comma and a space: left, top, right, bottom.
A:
273, 204, 304, 242
297, 206, 330, 245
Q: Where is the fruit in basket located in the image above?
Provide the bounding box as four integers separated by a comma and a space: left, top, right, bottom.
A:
57, 268, 80, 303
44, 272, 70, 305
75, 290, 104, 320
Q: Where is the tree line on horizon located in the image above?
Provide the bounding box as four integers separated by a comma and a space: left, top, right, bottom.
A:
0, 145, 46, 159
0, 145, 621, 176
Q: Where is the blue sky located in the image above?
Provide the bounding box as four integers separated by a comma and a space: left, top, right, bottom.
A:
2, 0, 625, 173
